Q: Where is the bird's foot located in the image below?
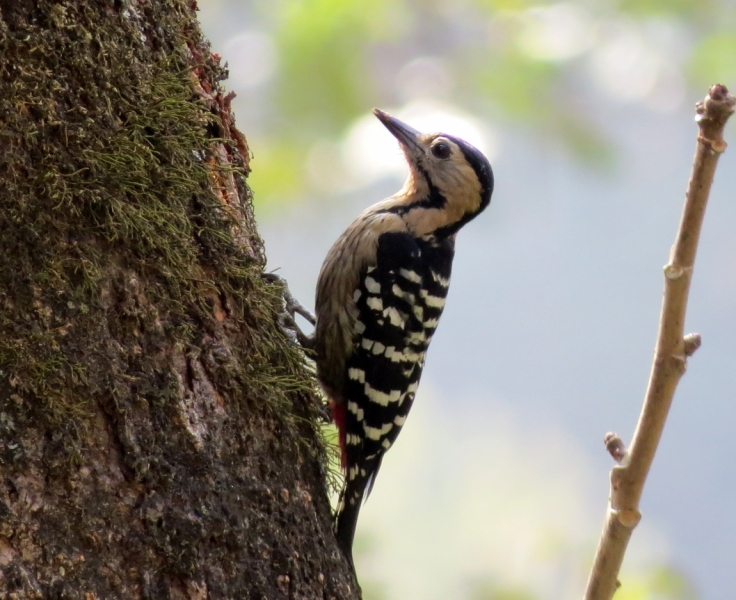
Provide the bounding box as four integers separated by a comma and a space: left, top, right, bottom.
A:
262, 272, 316, 351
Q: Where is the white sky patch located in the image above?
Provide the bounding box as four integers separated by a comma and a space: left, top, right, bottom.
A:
341, 100, 498, 188
195, 0, 224, 32
516, 3, 594, 61
355, 387, 672, 600
643, 62, 686, 113
305, 139, 354, 193
396, 56, 455, 103
223, 31, 277, 89
589, 26, 663, 103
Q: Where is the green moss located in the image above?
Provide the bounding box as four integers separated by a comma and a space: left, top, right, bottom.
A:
0, 0, 324, 463
0, 3, 358, 598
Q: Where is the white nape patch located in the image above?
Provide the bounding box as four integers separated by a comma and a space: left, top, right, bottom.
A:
354, 320, 366, 334
365, 276, 381, 294
367, 296, 383, 311
383, 306, 405, 328
372, 341, 386, 355
348, 401, 364, 421
394, 414, 407, 426
348, 368, 366, 383
424, 317, 440, 329
385, 346, 396, 360
353, 289, 362, 302
364, 421, 394, 440
362, 338, 374, 351
365, 382, 401, 406
421, 291, 446, 309
382, 439, 392, 450
431, 270, 450, 287
399, 268, 422, 283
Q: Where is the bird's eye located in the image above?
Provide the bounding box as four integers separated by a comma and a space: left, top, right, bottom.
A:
431, 141, 452, 159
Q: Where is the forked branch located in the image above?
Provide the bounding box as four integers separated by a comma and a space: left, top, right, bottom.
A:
584, 84, 736, 600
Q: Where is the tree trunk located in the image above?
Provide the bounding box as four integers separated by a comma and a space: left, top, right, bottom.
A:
0, 1, 357, 598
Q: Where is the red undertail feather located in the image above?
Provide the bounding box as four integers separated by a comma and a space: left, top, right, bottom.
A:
330, 400, 348, 469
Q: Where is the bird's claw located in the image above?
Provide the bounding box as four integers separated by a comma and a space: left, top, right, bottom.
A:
262, 272, 316, 351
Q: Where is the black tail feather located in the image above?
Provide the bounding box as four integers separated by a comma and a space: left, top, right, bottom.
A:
335, 492, 361, 569
335, 457, 383, 569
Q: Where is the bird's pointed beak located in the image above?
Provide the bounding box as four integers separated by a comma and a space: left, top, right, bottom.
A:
373, 108, 422, 150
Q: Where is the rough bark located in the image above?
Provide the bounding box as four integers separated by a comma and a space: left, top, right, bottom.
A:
0, 1, 357, 598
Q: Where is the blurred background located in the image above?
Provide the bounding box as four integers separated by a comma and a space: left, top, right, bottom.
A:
197, 1, 736, 598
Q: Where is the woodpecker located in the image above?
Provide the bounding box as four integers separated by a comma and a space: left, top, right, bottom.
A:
313, 108, 494, 567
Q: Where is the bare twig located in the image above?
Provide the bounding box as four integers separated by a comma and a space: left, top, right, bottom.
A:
584, 85, 735, 600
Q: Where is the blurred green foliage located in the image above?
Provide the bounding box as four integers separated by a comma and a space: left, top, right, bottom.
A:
469, 581, 539, 600
409, 564, 697, 600
275, 0, 404, 133
197, 2, 722, 597
689, 33, 736, 88
207, 0, 736, 203
615, 565, 699, 600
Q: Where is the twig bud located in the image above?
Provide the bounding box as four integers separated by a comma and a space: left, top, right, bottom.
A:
683, 333, 702, 357
604, 432, 628, 463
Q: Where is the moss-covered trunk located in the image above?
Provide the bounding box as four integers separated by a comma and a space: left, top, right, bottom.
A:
0, 1, 357, 597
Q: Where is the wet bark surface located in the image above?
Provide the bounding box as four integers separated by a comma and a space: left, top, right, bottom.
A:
0, 1, 358, 597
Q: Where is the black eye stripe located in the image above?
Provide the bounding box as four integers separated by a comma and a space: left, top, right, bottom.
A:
430, 141, 452, 159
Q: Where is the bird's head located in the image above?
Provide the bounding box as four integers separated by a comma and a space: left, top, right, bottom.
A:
373, 108, 494, 238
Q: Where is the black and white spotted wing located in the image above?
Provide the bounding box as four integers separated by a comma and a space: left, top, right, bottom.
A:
341, 231, 455, 504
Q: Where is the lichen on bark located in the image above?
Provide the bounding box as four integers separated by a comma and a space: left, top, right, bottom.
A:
0, 0, 356, 598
